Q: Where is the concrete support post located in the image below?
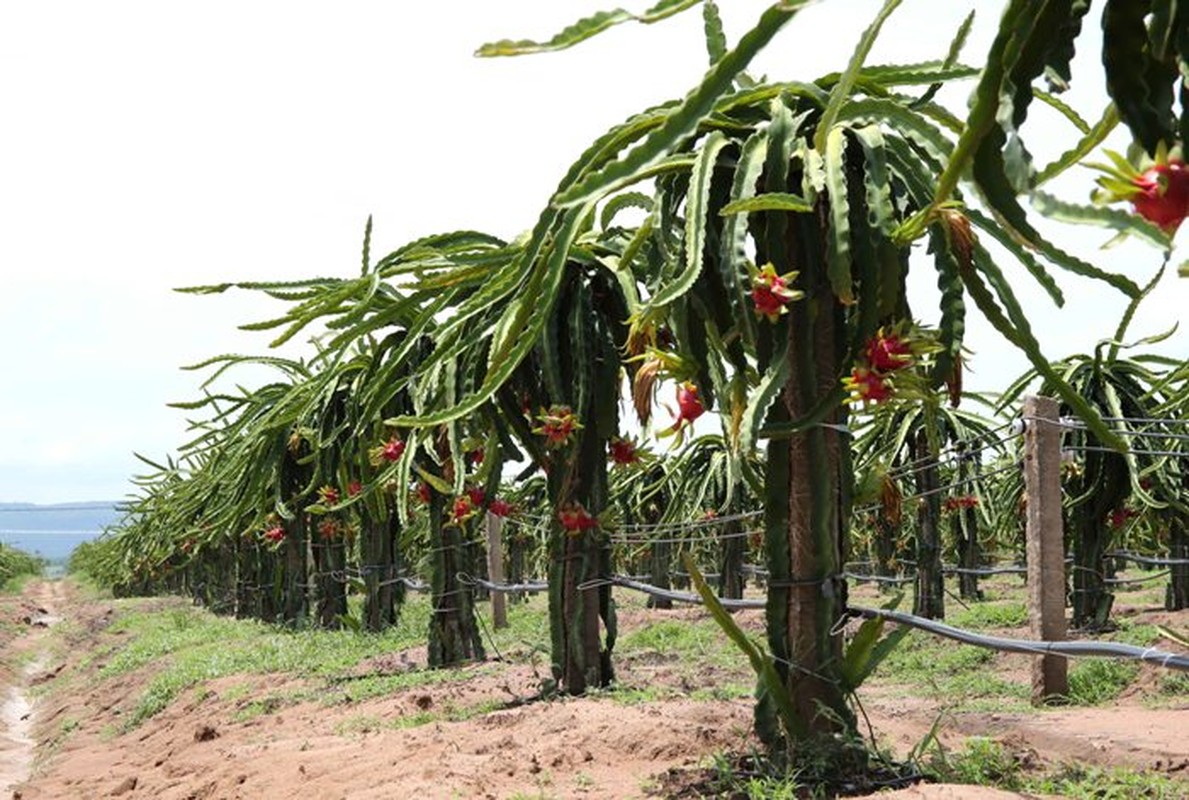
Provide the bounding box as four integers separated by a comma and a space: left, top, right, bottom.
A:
1024, 395, 1068, 704
485, 512, 508, 629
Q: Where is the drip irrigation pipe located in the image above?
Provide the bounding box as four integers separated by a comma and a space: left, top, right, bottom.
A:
457, 573, 549, 594
601, 576, 1189, 672
1104, 570, 1170, 586
1106, 550, 1189, 567
606, 576, 764, 609
844, 572, 917, 585
943, 565, 1028, 576
849, 606, 1189, 672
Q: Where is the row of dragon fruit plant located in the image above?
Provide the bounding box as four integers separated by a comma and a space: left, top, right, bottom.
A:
69, 0, 1189, 772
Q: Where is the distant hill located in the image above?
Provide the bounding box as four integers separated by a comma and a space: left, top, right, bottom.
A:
0, 501, 121, 561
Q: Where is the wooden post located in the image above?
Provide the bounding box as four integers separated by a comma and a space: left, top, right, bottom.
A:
1023, 395, 1068, 704
485, 512, 508, 630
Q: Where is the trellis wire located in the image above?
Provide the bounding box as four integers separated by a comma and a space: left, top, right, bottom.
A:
853, 461, 1018, 516
885, 417, 1020, 470
614, 508, 763, 533
503, 509, 764, 539
1062, 415, 1189, 427
1064, 444, 1189, 459
609, 528, 760, 545
1068, 426, 1189, 443
881, 423, 1022, 482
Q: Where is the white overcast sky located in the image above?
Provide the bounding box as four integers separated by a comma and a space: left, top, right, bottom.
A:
1, 1, 1183, 504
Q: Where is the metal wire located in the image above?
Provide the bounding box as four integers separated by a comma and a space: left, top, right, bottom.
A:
615, 509, 763, 533
1059, 426, 1189, 443
882, 425, 1022, 482
854, 462, 1018, 515
1063, 415, 1189, 427
1064, 444, 1189, 459
609, 528, 759, 545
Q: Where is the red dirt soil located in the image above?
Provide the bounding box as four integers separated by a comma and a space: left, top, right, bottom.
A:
1, 581, 1185, 800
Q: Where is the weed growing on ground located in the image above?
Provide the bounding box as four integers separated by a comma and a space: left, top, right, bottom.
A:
1029, 763, 1188, 799
1068, 658, 1140, 705
948, 600, 1029, 630
929, 736, 1188, 799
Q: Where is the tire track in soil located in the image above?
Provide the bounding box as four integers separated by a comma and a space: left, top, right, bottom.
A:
0, 580, 64, 795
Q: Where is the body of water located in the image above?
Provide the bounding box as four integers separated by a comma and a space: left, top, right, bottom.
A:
0, 531, 101, 562
0, 502, 119, 562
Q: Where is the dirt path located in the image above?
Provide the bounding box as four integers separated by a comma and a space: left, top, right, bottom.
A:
1, 583, 1185, 799
0, 580, 64, 795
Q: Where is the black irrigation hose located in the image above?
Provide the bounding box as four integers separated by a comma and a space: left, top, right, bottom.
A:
457, 573, 549, 594
849, 606, 1189, 672
943, 565, 1028, 576
844, 572, 917, 585
752, 562, 1029, 579
1106, 550, 1189, 567
608, 576, 765, 610
601, 576, 1189, 672
1104, 570, 1170, 586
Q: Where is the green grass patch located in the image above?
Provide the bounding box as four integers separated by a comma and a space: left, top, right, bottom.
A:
620, 617, 732, 663
323, 663, 497, 705
231, 689, 314, 722
947, 601, 1028, 630
884, 633, 995, 677
690, 682, 752, 702
1110, 622, 1159, 647
1029, 763, 1189, 799
870, 628, 1042, 712
1067, 658, 1140, 705
932, 737, 1187, 798
92, 594, 512, 730
600, 684, 674, 705
1158, 670, 1189, 697
335, 697, 508, 735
